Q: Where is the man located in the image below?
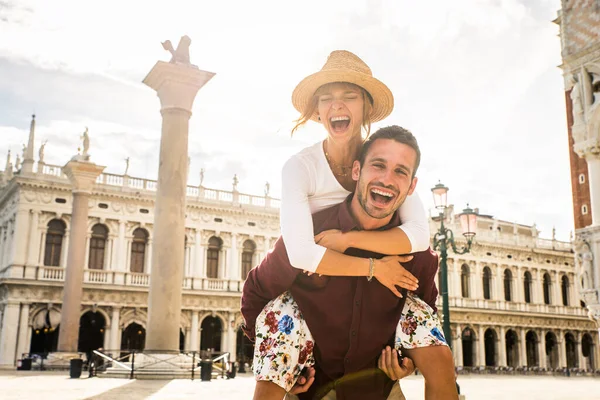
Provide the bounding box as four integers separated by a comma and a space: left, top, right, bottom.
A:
242, 126, 440, 399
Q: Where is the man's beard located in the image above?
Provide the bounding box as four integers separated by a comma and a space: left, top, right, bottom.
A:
357, 180, 407, 220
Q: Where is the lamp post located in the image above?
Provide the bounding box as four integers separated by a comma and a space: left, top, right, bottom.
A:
431, 182, 478, 348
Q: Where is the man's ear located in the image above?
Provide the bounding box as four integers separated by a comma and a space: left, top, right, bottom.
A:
352, 160, 361, 182
407, 177, 418, 196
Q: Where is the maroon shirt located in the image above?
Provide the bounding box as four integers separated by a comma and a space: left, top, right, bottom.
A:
241, 196, 439, 400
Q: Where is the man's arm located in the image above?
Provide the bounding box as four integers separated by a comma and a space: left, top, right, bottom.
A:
412, 248, 439, 312
241, 237, 301, 340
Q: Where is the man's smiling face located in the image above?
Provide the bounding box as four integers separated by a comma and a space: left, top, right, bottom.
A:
353, 138, 418, 222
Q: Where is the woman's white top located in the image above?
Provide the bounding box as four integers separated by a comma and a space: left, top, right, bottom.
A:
280, 141, 430, 273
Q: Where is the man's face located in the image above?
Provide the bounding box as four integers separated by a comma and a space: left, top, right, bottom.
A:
353, 139, 418, 220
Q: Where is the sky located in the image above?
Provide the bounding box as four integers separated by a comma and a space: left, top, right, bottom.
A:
0, 0, 573, 240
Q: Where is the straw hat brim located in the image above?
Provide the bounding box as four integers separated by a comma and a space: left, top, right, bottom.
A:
292, 69, 394, 123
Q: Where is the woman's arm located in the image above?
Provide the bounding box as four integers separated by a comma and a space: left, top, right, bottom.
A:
315, 192, 430, 255
280, 155, 418, 294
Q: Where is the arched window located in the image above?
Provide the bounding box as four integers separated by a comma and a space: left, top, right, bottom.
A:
130, 228, 148, 273
523, 271, 532, 304
207, 236, 222, 279
461, 264, 470, 298
482, 267, 492, 300
503, 269, 512, 302
561, 275, 570, 306
543, 273, 552, 305
88, 224, 108, 270
241, 240, 256, 280
44, 219, 66, 266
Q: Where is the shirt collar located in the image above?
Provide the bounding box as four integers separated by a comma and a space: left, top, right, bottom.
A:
338, 194, 402, 233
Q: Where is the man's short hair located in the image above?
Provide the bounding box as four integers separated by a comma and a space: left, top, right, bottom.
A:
359, 125, 421, 177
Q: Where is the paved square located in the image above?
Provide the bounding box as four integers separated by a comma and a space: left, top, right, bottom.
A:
2, 371, 600, 399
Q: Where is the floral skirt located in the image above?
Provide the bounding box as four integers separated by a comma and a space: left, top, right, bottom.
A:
253, 291, 447, 392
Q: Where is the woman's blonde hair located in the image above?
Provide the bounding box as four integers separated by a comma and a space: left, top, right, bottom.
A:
291, 82, 373, 138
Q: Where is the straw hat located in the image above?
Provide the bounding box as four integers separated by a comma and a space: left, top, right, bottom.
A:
292, 50, 394, 122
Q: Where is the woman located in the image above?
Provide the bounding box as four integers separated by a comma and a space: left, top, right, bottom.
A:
253, 50, 457, 399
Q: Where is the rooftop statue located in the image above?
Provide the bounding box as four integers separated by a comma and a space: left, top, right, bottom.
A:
161, 36, 192, 65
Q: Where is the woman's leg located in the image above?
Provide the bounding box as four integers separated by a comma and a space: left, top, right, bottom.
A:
252, 291, 315, 400
395, 293, 458, 400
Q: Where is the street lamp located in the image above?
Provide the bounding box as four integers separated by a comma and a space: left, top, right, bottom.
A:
431, 181, 478, 348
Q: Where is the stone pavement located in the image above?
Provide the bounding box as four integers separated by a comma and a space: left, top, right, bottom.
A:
2, 371, 600, 400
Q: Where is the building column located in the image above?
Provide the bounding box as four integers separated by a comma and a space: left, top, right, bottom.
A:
520, 328, 527, 367
553, 272, 562, 306
515, 267, 523, 303
539, 330, 547, 368
227, 313, 236, 362
558, 330, 567, 368
115, 220, 127, 271
453, 324, 463, 367
499, 326, 507, 367
190, 311, 199, 352
193, 230, 203, 277
60, 229, 70, 267
478, 325, 486, 367
9, 209, 30, 269
26, 211, 40, 267
109, 307, 121, 351
496, 265, 504, 301
229, 234, 239, 280
0, 302, 21, 366
57, 159, 105, 353
105, 235, 115, 271
143, 57, 214, 353
16, 303, 30, 360
451, 261, 460, 298
146, 239, 153, 274
577, 332, 585, 369
473, 262, 481, 299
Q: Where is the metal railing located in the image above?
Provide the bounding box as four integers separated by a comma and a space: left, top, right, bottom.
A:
87, 349, 236, 380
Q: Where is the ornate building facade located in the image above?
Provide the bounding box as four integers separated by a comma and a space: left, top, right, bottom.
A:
0, 118, 597, 371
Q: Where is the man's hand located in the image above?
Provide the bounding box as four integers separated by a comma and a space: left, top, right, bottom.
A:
378, 346, 415, 380
315, 229, 348, 253
289, 367, 316, 395
374, 255, 418, 297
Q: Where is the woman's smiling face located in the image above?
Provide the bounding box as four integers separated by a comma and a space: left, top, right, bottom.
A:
315, 82, 365, 142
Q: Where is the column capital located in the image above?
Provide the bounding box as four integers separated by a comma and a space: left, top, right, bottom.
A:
143, 61, 215, 113
62, 160, 105, 194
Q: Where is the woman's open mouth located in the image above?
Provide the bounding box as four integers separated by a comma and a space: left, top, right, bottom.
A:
329, 115, 350, 133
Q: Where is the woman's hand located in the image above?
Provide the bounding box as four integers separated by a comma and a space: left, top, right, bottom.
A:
314, 229, 348, 253
374, 255, 418, 297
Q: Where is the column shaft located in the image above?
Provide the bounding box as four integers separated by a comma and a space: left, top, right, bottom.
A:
478, 325, 486, 367
499, 326, 507, 367
26, 211, 40, 266
110, 307, 121, 351
145, 109, 190, 352
0, 303, 20, 366
16, 304, 30, 359
58, 192, 91, 352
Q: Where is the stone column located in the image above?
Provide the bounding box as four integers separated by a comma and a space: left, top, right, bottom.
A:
229, 234, 239, 280
10, 209, 30, 270
194, 230, 203, 277
143, 49, 215, 353
190, 311, 199, 352
16, 303, 30, 360
577, 332, 585, 368
499, 326, 507, 367
454, 324, 463, 367
116, 220, 127, 271
558, 331, 567, 368
0, 302, 20, 366
515, 267, 523, 303
60, 229, 70, 267
478, 325, 486, 367
520, 328, 527, 367
228, 313, 237, 362
539, 330, 547, 368
109, 307, 121, 351
26, 210, 40, 267
57, 159, 105, 353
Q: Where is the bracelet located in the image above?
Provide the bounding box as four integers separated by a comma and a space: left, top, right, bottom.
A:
367, 258, 375, 282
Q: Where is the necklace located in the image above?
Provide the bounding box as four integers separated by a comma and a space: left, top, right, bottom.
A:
324, 142, 353, 177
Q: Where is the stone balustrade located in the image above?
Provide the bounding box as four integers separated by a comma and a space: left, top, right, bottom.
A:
34, 163, 279, 210
446, 297, 588, 316
2, 265, 243, 293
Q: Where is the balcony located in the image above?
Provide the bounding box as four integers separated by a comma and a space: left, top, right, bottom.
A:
445, 296, 588, 317
1, 265, 243, 293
